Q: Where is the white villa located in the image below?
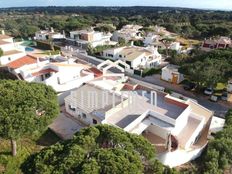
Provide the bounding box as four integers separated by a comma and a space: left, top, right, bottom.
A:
0, 31, 26, 65
161, 64, 184, 84
64, 76, 213, 167
143, 33, 160, 47
102, 45, 162, 69
67, 29, 115, 48
112, 25, 143, 42
7, 56, 94, 104
35, 28, 65, 41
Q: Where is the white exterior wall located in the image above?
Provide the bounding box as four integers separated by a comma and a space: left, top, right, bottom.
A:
35, 33, 48, 40
161, 67, 183, 84
158, 143, 207, 168
171, 106, 191, 136
184, 116, 205, 149
0, 43, 15, 51
0, 52, 26, 65
130, 54, 145, 68
161, 68, 173, 82
64, 100, 92, 125
227, 82, 232, 92
147, 125, 169, 139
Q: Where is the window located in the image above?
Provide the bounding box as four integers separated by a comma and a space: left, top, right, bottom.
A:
107, 54, 113, 58
8, 57, 11, 61
93, 119, 98, 124
119, 55, 122, 58
69, 104, 76, 112
82, 113, 87, 119
45, 73, 51, 78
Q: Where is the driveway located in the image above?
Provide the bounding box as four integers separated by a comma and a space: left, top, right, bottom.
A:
49, 113, 86, 140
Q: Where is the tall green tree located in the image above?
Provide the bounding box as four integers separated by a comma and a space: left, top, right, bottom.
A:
0, 80, 59, 156
21, 125, 165, 174
0, 48, 3, 57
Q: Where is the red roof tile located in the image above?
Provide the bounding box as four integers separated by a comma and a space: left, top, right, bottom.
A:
32, 68, 57, 77
88, 67, 103, 77
6, 55, 39, 69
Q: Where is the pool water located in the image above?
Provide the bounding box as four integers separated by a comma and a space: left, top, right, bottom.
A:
25, 47, 35, 52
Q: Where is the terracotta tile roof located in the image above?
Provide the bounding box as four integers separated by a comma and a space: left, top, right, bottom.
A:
32, 68, 57, 77
0, 34, 12, 39
88, 67, 103, 77
122, 83, 135, 90
6, 55, 39, 69
0, 40, 10, 45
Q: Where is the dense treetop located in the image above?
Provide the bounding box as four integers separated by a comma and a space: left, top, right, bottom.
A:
21, 124, 168, 174
1, 7, 232, 39
0, 80, 59, 140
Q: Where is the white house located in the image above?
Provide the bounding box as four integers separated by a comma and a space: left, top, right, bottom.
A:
112, 25, 143, 42
35, 28, 65, 41
7, 56, 95, 104
169, 42, 182, 53
0, 32, 26, 65
67, 29, 115, 48
161, 64, 184, 84
103, 45, 162, 69
64, 77, 213, 167
143, 33, 160, 46
228, 79, 232, 93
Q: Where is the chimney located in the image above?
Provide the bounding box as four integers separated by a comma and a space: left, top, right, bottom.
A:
131, 41, 134, 46
51, 27, 54, 33
1, 30, 5, 35
36, 57, 41, 67
151, 91, 157, 107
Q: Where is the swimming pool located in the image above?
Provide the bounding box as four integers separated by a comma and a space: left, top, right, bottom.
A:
25, 47, 35, 52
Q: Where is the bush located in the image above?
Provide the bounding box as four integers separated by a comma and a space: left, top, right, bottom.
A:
142, 68, 161, 77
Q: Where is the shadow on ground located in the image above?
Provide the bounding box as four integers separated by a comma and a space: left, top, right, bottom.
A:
36, 129, 61, 146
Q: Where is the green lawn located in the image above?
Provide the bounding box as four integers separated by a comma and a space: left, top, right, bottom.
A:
0, 129, 60, 174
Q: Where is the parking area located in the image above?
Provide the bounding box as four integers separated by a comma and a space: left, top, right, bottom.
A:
49, 113, 86, 140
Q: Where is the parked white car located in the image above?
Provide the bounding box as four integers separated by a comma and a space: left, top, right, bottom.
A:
204, 87, 214, 95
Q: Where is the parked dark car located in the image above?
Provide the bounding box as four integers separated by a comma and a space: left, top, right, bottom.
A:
221, 92, 228, 101
183, 82, 197, 91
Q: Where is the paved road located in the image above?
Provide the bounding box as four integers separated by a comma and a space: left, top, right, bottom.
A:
64, 50, 231, 118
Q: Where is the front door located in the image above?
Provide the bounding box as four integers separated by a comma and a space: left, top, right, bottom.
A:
172, 74, 178, 84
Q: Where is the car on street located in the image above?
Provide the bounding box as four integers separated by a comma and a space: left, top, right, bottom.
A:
204, 87, 214, 95
183, 82, 197, 91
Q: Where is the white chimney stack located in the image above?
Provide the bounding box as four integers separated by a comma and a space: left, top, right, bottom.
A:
1, 30, 5, 35
131, 41, 134, 46
51, 27, 54, 33
37, 57, 41, 67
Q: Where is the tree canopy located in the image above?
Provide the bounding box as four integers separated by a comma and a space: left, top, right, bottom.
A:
21, 124, 166, 174
201, 110, 232, 174
0, 48, 3, 57
0, 80, 59, 156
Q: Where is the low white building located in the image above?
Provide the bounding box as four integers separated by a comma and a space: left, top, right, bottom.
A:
169, 42, 182, 53
67, 29, 115, 48
143, 33, 160, 46
161, 64, 184, 84
228, 79, 232, 93
112, 25, 143, 42
0, 32, 26, 65
35, 28, 65, 41
103, 45, 162, 69
64, 77, 213, 167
